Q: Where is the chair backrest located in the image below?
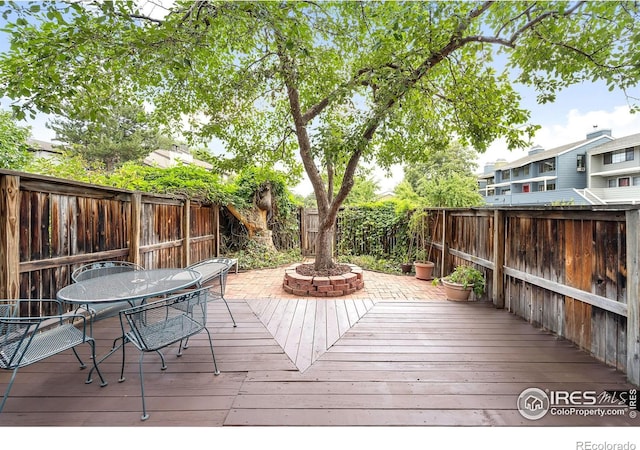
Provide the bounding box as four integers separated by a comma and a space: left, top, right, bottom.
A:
0, 303, 14, 331
122, 288, 209, 352
0, 324, 39, 370
186, 259, 231, 295
72, 261, 143, 282
0, 300, 52, 370
0, 302, 19, 349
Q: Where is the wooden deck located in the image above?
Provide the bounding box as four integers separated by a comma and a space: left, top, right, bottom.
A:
0, 270, 638, 426
247, 297, 376, 371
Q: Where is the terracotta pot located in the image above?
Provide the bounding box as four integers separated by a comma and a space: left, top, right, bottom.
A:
414, 261, 435, 280
400, 263, 413, 274
442, 279, 473, 301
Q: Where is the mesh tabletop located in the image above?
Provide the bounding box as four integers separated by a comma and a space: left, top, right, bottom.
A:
56, 268, 202, 305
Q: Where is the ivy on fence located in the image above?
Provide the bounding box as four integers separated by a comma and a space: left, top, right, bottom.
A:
336, 200, 412, 260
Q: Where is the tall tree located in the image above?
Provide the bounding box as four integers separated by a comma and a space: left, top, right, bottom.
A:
47, 102, 161, 171
402, 141, 484, 207
1, 1, 639, 270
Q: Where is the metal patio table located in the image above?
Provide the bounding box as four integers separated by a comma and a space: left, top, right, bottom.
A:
56, 268, 202, 384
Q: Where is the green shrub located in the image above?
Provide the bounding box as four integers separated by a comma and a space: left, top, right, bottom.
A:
337, 254, 404, 274
230, 241, 301, 270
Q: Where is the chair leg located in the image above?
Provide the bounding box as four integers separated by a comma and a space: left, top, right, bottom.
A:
0, 367, 20, 413
157, 350, 167, 370
222, 296, 237, 327
138, 352, 149, 421
203, 327, 221, 375
71, 347, 87, 369
85, 339, 107, 387
119, 337, 127, 382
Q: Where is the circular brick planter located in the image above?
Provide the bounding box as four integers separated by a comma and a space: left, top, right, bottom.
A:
282, 263, 364, 297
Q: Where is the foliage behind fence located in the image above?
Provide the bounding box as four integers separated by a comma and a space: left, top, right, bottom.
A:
336, 202, 411, 260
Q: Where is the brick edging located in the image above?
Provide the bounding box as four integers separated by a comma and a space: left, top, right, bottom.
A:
282, 263, 364, 297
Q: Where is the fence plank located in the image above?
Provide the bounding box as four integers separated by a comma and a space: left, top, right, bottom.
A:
625, 210, 640, 385
0, 174, 20, 298
492, 210, 505, 308
130, 193, 141, 266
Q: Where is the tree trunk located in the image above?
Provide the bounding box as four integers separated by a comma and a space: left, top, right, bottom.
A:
314, 220, 335, 271
226, 203, 276, 250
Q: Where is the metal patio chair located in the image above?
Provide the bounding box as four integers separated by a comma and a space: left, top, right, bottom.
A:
186, 258, 236, 327
0, 299, 106, 413
71, 261, 145, 334
71, 260, 143, 282
118, 287, 220, 420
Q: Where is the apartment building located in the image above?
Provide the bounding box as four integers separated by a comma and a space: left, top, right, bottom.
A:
479, 129, 615, 206
585, 132, 640, 204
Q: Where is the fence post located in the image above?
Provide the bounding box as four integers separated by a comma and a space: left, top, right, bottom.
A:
183, 198, 191, 267
493, 209, 505, 309
213, 204, 220, 257
0, 174, 20, 299
625, 210, 640, 386
130, 192, 142, 267
440, 209, 448, 278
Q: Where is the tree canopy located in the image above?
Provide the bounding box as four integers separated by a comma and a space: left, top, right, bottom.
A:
399, 141, 484, 207
47, 101, 162, 171
0, 109, 30, 169
1, 1, 639, 268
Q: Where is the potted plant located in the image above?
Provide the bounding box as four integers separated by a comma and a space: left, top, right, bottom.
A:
400, 231, 415, 274
413, 249, 435, 280
408, 210, 435, 280
435, 265, 485, 301
400, 261, 413, 274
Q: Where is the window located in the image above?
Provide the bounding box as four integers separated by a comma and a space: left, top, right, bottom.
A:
539, 158, 556, 173
501, 170, 510, 181
576, 154, 586, 172
522, 184, 530, 193
609, 177, 632, 187
512, 166, 529, 177
604, 148, 634, 165
539, 182, 556, 191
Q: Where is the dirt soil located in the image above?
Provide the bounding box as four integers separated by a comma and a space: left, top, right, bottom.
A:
295, 263, 352, 277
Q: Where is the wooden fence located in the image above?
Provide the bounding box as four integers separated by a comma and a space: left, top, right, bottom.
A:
333, 205, 639, 385
0, 169, 220, 301
397, 206, 639, 386
1, 171, 638, 385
